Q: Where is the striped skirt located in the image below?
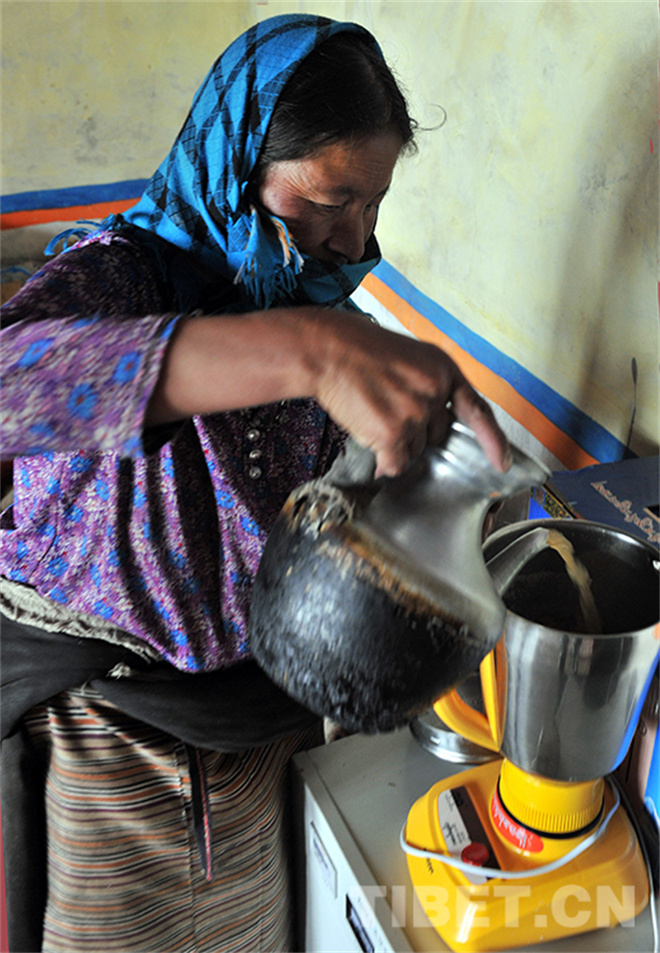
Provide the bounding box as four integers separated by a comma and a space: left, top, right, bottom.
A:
24, 688, 322, 952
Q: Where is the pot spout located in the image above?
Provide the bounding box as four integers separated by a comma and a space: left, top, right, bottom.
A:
486, 526, 550, 595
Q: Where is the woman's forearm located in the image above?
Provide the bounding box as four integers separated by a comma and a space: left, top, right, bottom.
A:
145, 307, 324, 424
147, 306, 511, 477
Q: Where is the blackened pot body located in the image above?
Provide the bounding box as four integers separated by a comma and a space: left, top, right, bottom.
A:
249, 485, 502, 733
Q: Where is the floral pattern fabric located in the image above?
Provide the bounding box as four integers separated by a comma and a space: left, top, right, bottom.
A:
0, 232, 343, 671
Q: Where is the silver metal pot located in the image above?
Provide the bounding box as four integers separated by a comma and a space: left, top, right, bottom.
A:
248, 423, 548, 733
483, 519, 659, 781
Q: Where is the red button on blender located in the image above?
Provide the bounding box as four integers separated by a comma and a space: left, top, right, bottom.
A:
461, 842, 490, 866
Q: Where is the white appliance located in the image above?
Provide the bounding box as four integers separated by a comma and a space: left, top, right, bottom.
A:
292, 729, 658, 953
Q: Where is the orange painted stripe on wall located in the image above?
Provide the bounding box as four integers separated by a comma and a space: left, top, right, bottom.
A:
362, 272, 598, 470
1, 199, 136, 230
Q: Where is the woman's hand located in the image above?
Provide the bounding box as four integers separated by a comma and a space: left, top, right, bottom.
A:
309, 310, 511, 477
147, 305, 510, 477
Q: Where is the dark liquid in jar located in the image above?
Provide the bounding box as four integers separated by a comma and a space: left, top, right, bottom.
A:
503, 537, 658, 634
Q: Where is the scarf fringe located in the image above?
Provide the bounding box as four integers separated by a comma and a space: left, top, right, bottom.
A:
44, 220, 105, 256
234, 208, 304, 309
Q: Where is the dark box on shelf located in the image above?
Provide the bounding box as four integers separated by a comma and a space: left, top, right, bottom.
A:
529, 454, 659, 548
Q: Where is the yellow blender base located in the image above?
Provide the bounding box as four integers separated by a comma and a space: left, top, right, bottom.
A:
404, 759, 650, 952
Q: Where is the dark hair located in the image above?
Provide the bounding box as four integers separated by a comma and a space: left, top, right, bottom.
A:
254, 32, 416, 179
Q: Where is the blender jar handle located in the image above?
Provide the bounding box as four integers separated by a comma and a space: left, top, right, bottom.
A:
433, 650, 502, 752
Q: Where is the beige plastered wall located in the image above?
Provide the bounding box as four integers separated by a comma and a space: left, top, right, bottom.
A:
2, 0, 658, 457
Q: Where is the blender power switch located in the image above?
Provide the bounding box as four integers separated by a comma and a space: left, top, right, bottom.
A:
461, 842, 490, 866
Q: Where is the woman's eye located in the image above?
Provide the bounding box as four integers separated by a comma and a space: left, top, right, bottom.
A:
312, 200, 380, 214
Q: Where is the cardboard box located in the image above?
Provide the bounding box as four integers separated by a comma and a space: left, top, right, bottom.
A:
529, 454, 659, 548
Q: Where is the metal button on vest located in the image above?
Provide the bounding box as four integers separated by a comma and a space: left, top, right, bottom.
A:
248, 466, 262, 480
247, 428, 261, 442
248, 448, 262, 460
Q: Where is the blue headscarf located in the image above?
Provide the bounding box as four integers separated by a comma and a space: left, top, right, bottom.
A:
110, 14, 384, 311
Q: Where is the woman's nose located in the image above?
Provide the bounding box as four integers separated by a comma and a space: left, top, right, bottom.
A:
327, 213, 367, 264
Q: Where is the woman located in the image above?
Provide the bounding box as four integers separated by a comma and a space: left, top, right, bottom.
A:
1, 13, 509, 952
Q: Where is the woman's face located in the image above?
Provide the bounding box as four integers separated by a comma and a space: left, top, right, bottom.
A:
258, 131, 402, 264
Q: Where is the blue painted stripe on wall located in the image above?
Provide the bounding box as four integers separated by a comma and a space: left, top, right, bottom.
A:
374, 259, 627, 463
1, 180, 147, 212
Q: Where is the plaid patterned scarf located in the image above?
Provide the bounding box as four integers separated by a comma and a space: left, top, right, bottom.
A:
112, 13, 384, 310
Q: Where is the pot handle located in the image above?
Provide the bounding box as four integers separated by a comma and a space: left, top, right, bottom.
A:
432, 649, 502, 752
